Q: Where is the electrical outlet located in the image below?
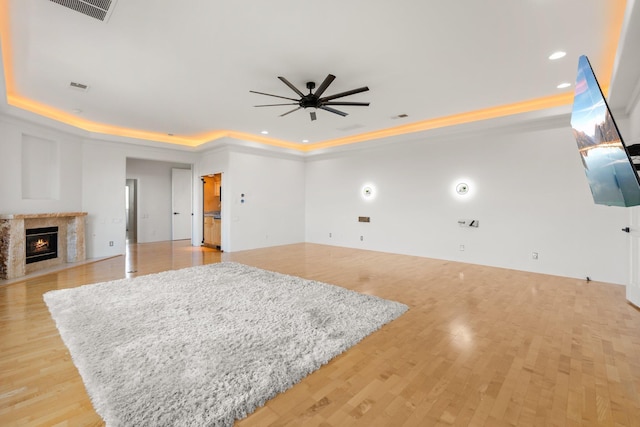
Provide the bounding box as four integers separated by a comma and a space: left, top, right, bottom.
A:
459, 244, 465, 251
109, 241, 114, 247
532, 252, 538, 260
329, 232, 332, 238
360, 235, 364, 241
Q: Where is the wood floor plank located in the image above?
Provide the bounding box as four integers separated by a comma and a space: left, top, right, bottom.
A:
1, 241, 640, 426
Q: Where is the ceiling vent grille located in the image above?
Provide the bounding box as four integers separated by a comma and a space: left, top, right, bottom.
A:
70, 81, 89, 91
49, 0, 114, 21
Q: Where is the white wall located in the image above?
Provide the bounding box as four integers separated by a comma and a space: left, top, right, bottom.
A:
195, 146, 230, 249
81, 140, 196, 258
305, 117, 631, 285
625, 92, 640, 303
126, 158, 191, 244
1, 117, 305, 259
227, 148, 305, 252
2, 113, 635, 284
0, 116, 198, 258
0, 117, 83, 214
81, 141, 128, 258
195, 144, 306, 252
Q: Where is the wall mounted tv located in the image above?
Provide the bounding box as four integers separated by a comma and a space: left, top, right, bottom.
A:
570, 55, 640, 207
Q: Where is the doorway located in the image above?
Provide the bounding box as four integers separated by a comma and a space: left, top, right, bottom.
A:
202, 173, 222, 250
125, 179, 137, 243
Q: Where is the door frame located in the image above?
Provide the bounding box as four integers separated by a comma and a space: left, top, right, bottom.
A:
202, 172, 223, 251
627, 206, 640, 307
125, 179, 137, 243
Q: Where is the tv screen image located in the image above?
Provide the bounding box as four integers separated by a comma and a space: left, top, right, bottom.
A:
570, 55, 640, 207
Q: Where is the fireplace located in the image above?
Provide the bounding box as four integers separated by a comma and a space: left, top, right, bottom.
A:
25, 226, 59, 264
0, 212, 86, 280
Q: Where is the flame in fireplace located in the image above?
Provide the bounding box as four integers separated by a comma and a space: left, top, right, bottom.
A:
34, 238, 49, 251
25, 226, 59, 264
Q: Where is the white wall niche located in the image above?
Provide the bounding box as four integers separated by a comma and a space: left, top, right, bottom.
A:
21, 134, 60, 200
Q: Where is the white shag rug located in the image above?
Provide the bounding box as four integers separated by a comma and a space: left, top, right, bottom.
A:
44, 262, 407, 426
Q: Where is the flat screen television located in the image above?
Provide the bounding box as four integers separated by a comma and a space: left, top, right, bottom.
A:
570, 55, 640, 207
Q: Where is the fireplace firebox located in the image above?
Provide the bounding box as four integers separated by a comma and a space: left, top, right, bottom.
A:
25, 226, 59, 264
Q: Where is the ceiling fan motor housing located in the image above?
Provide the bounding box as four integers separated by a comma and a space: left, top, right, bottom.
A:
301, 83, 320, 109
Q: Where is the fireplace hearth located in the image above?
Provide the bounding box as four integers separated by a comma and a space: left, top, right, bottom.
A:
26, 226, 59, 264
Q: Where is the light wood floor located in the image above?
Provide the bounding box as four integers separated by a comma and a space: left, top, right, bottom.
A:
1, 241, 640, 426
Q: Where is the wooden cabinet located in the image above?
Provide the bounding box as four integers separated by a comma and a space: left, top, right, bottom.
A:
204, 178, 220, 213
204, 216, 213, 245
203, 216, 221, 248
212, 218, 221, 247
214, 176, 221, 197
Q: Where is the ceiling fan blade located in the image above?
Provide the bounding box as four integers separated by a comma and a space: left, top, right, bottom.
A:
249, 90, 298, 102
319, 86, 369, 102
277, 76, 305, 98
279, 106, 302, 117
254, 103, 299, 107
322, 101, 370, 106
313, 74, 336, 98
319, 106, 348, 117
310, 111, 317, 121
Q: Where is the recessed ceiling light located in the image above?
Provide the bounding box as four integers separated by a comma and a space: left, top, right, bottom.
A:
549, 51, 567, 60
302, 139, 309, 143
557, 82, 571, 89
261, 130, 269, 135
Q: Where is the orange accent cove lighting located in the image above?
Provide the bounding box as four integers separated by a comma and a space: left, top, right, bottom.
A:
0, 0, 627, 153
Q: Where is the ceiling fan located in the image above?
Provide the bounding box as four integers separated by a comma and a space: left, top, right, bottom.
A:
250, 74, 369, 121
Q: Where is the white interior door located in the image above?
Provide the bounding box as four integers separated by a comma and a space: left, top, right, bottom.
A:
627, 206, 640, 306
172, 168, 192, 240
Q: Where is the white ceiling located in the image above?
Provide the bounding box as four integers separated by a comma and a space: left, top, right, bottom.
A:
2, 0, 639, 148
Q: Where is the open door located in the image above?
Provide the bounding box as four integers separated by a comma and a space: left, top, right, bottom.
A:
202, 173, 222, 250
171, 168, 192, 241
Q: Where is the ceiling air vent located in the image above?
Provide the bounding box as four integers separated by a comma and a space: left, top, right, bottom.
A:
69, 81, 89, 92
391, 114, 409, 120
49, 0, 115, 22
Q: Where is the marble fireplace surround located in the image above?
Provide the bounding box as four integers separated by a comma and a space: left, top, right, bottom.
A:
0, 212, 87, 280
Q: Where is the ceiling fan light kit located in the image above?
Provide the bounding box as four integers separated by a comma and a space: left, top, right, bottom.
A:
250, 74, 370, 121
